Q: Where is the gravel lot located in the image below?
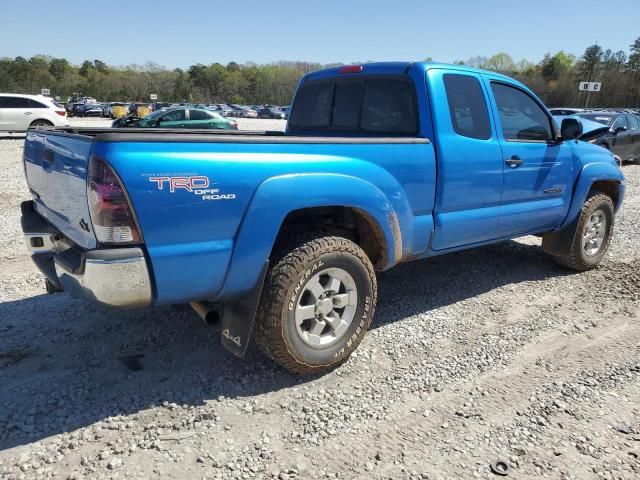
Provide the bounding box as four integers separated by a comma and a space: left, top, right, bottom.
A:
0, 118, 639, 479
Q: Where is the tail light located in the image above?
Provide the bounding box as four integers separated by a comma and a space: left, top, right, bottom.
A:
339, 65, 364, 74
87, 156, 142, 244
55, 110, 66, 117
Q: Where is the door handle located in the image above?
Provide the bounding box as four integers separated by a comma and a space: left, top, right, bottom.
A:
24, 111, 33, 115
506, 156, 523, 167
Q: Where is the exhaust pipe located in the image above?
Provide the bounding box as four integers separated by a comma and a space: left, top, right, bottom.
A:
190, 302, 220, 325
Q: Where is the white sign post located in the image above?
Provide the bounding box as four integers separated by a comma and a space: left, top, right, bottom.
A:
578, 81, 601, 92
41, 88, 50, 96
578, 81, 601, 107
150, 94, 158, 101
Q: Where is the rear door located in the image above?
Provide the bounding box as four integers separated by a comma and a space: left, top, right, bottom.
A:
428, 69, 504, 250
628, 115, 640, 159
486, 79, 572, 237
187, 109, 218, 129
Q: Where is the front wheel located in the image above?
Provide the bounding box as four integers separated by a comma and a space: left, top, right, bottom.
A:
254, 234, 377, 374
552, 193, 614, 271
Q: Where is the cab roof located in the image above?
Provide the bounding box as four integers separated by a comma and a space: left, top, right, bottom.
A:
303, 61, 519, 85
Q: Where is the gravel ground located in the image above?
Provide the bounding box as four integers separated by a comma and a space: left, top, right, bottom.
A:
0, 120, 639, 479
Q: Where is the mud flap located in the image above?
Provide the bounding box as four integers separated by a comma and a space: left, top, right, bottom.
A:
542, 217, 579, 256
220, 260, 269, 357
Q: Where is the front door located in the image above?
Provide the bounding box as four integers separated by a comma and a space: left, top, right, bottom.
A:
0, 96, 34, 131
609, 115, 633, 161
486, 80, 573, 237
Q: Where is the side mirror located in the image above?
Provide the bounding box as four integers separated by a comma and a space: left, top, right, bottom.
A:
560, 118, 582, 140
611, 126, 627, 135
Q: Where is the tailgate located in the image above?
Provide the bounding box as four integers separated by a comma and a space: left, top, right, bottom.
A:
23, 130, 97, 249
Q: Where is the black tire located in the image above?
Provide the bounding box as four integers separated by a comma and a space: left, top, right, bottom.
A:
254, 233, 377, 374
552, 193, 614, 271
30, 119, 53, 128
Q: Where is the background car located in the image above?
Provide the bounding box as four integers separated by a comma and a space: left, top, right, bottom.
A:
76, 103, 104, 117
549, 107, 585, 116
0, 93, 69, 132
113, 106, 238, 130
228, 105, 258, 118
562, 111, 640, 164
257, 107, 285, 119
103, 102, 128, 118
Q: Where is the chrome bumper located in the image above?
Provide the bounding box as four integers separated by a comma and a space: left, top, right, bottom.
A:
24, 232, 152, 308
55, 248, 152, 307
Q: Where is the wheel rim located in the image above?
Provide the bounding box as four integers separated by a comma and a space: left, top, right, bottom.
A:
582, 209, 607, 256
294, 267, 358, 348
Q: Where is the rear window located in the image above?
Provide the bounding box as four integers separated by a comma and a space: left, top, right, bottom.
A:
289, 76, 418, 135
189, 109, 213, 120
579, 114, 613, 126
443, 74, 491, 140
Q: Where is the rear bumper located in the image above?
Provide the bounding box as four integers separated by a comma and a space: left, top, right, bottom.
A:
21, 201, 152, 308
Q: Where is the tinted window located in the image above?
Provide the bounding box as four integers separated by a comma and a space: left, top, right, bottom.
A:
289, 77, 418, 135
28, 99, 47, 108
443, 74, 491, 140
189, 109, 213, 121
628, 115, 640, 130
611, 116, 628, 130
578, 114, 612, 126
491, 83, 552, 142
360, 79, 417, 134
0, 96, 33, 108
289, 81, 333, 129
160, 110, 186, 122
332, 80, 364, 128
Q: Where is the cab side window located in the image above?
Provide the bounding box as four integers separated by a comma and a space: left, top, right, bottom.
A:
443, 74, 491, 140
628, 115, 640, 130
491, 83, 553, 142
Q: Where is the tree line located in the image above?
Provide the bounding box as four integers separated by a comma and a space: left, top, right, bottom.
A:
0, 37, 639, 107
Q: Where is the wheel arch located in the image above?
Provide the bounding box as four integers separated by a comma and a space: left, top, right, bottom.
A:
217, 173, 402, 301
29, 118, 53, 127
562, 162, 625, 229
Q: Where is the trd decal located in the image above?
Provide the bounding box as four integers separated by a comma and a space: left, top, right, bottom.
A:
148, 176, 236, 201
148, 176, 209, 192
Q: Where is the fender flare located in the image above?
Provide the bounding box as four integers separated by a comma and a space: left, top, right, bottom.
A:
220, 173, 402, 300
216, 173, 402, 356
543, 162, 624, 256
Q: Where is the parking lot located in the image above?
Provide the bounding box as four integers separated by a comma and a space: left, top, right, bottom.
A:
0, 118, 639, 479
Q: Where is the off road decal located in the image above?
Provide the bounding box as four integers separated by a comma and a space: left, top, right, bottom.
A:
146, 175, 236, 201
222, 328, 242, 347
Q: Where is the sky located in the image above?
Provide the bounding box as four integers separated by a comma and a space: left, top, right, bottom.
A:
1, 0, 639, 68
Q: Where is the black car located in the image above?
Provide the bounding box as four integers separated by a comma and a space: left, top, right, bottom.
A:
77, 103, 104, 117
576, 111, 640, 165
257, 107, 285, 119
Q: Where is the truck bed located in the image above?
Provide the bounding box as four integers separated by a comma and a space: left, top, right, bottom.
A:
36, 126, 430, 144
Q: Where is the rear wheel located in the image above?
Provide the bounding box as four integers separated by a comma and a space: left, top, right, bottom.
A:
30, 119, 53, 128
552, 193, 614, 271
254, 233, 377, 374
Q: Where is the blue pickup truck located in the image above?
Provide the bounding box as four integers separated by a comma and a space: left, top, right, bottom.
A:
21, 62, 624, 373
